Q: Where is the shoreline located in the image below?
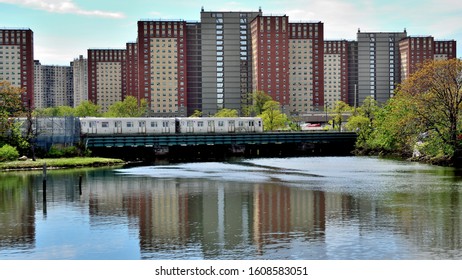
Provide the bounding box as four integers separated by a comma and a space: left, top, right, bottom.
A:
0, 157, 125, 172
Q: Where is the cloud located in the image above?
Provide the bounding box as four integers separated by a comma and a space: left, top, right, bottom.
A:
0, 0, 125, 18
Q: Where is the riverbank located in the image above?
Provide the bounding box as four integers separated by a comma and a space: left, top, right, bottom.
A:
0, 157, 125, 171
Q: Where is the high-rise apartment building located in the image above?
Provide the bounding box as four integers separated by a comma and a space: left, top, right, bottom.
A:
357, 30, 407, 104
87, 49, 126, 112
72, 55, 88, 107
185, 22, 202, 116
324, 40, 348, 108
34, 61, 73, 109
399, 37, 456, 80
289, 22, 324, 112
251, 15, 290, 111
434, 40, 457, 60
137, 20, 188, 117
347, 41, 359, 107
0, 28, 34, 108
201, 9, 262, 116
126, 43, 139, 100
399, 36, 434, 80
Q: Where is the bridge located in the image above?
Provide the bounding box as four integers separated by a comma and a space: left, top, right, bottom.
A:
83, 131, 357, 160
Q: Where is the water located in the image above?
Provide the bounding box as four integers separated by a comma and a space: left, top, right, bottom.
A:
1, 156, 462, 260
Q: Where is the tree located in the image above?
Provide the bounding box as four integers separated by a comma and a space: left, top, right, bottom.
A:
190, 110, 202, 117
329, 101, 351, 131
346, 97, 380, 148
259, 100, 288, 131
242, 91, 273, 116
34, 106, 74, 117
105, 96, 148, 117
74, 101, 101, 117
0, 82, 25, 146
213, 108, 238, 117
395, 59, 462, 157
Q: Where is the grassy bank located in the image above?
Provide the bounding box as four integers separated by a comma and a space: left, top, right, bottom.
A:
0, 157, 125, 171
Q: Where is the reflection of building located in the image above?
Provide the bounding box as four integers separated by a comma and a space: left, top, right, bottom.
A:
253, 185, 327, 251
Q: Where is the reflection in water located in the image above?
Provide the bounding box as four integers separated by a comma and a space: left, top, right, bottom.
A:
0, 174, 35, 251
1, 157, 462, 259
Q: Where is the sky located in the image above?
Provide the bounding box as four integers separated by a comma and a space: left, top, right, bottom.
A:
1, 0, 461, 65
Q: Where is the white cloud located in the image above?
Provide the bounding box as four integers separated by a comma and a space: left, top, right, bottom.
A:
0, 0, 125, 18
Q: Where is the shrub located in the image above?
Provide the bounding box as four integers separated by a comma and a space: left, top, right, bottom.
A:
47, 145, 80, 158
0, 144, 19, 162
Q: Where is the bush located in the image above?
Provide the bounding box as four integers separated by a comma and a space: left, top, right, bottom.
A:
0, 144, 19, 162
47, 145, 80, 158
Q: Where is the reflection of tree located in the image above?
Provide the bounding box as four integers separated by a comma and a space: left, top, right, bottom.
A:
0, 175, 35, 249
384, 187, 462, 256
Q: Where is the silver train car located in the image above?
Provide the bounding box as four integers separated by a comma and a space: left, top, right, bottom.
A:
79, 117, 263, 135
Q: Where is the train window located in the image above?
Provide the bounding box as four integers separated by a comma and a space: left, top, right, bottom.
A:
90, 121, 96, 128
198, 121, 204, 127
249, 121, 254, 126
150, 121, 158, 127
208, 121, 214, 126
187, 121, 193, 127
139, 121, 145, 127
102, 122, 109, 128
115, 121, 121, 128
229, 120, 235, 126
162, 121, 169, 127
218, 121, 224, 127
239, 121, 244, 127
126, 122, 133, 128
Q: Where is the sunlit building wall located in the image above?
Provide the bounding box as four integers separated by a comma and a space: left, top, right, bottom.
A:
72, 55, 88, 107
0, 28, 34, 107
137, 20, 187, 117
324, 40, 348, 109
87, 49, 126, 112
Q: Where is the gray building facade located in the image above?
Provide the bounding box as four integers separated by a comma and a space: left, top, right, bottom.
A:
200, 9, 261, 116
357, 30, 407, 104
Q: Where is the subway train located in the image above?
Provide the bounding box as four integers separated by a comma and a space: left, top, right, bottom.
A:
79, 117, 264, 135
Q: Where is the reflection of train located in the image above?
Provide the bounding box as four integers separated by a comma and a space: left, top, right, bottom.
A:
79, 117, 263, 135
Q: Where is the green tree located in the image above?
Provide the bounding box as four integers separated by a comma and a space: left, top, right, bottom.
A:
105, 96, 148, 117
213, 108, 238, 117
329, 101, 351, 131
242, 91, 273, 116
259, 100, 288, 131
0, 82, 25, 146
346, 97, 380, 148
395, 59, 462, 158
74, 101, 101, 117
190, 110, 202, 117
34, 106, 74, 117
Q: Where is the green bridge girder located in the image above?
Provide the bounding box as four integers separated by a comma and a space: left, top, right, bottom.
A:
83, 132, 357, 148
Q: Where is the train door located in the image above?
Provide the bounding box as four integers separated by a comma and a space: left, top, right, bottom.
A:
207, 120, 215, 133
164, 120, 172, 133
249, 120, 255, 132
138, 121, 146, 134
115, 121, 122, 134
228, 120, 235, 133
89, 121, 97, 134
187, 120, 194, 133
